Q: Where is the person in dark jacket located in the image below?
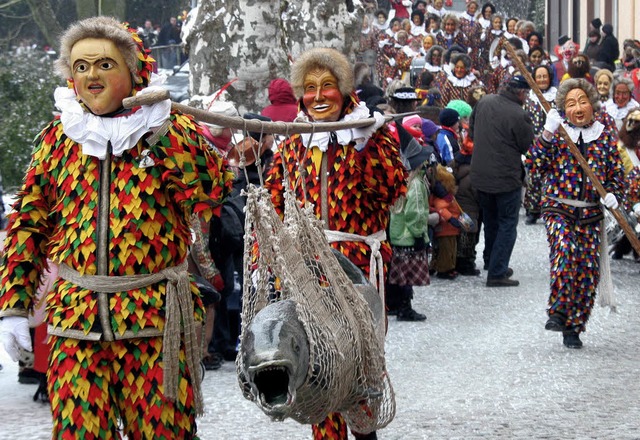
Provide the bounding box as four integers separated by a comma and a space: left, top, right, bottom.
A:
583, 29, 602, 63
469, 75, 534, 287
596, 23, 620, 72
260, 78, 298, 122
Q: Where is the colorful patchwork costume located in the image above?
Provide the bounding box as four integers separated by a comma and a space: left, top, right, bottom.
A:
0, 17, 233, 439
527, 115, 624, 334
265, 93, 407, 439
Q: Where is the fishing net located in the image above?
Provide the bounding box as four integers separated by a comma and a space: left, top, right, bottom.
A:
236, 181, 396, 433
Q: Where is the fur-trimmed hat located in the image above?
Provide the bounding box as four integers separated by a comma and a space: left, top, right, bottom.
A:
290, 48, 354, 99
55, 16, 154, 92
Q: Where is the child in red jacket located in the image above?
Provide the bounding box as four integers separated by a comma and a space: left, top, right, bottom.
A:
430, 164, 465, 279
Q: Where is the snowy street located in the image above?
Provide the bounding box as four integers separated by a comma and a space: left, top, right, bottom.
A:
2, 208, 640, 439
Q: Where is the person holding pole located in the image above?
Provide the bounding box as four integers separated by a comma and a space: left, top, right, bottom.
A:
527, 78, 625, 349
264, 47, 407, 440
0, 16, 232, 437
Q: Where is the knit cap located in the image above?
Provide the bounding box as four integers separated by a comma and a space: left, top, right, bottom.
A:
421, 119, 439, 139
439, 108, 459, 127
402, 114, 422, 128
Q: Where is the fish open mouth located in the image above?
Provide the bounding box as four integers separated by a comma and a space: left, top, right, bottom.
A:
248, 361, 295, 419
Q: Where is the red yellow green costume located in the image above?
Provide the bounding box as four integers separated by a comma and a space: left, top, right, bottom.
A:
264, 93, 407, 439
0, 111, 233, 438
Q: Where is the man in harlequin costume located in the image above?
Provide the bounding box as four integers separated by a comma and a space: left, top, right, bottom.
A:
264, 47, 407, 440
527, 78, 624, 349
0, 16, 232, 439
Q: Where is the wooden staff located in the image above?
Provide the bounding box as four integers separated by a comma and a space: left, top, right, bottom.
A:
501, 37, 640, 254
123, 90, 427, 134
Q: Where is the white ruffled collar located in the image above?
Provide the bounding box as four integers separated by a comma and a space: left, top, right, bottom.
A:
55, 74, 171, 160
446, 71, 477, 87
299, 102, 371, 152
372, 22, 388, 31
460, 12, 475, 22
562, 120, 604, 144
402, 46, 422, 58
528, 87, 557, 104
424, 62, 442, 72
478, 17, 491, 29
427, 5, 447, 17
439, 30, 460, 40
604, 98, 640, 121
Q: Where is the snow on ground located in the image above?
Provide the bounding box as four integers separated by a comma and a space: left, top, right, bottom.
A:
2, 208, 640, 439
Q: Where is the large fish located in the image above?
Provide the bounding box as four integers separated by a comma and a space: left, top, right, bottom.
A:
238, 249, 383, 423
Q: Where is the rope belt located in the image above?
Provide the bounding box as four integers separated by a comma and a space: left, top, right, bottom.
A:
57, 261, 204, 415
549, 197, 598, 208
324, 229, 387, 301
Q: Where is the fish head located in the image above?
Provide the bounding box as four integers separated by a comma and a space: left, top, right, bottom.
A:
241, 299, 310, 421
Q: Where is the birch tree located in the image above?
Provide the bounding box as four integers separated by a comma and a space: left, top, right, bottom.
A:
184, 0, 365, 113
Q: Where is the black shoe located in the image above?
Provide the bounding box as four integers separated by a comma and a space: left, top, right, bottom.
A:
397, 308, 427, 321
563, 330, 583, 349
525, 214, 539, 225
18, 367, 41, 385
545, 313, 566, 332
32, 372, 48, 403
486, 276, 520, 287
202, 352, 223, 371
458, 267, 481, 276
387, 308, 399, 316
353, 432, 377, 440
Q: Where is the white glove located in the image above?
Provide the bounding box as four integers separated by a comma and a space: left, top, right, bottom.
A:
428, 213, 440, 226
543, 108, 563, 135
388, 57, 396, 67
601, 193, 619, 210
352, 111, 387, 150
633, 202, 640, 218
0, 316, 32, 362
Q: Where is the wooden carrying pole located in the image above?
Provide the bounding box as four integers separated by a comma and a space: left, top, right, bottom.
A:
501, 37, 640, 254
123, 90, 425, 135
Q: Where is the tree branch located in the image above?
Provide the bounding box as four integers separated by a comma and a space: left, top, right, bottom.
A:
24, 0, 63, 51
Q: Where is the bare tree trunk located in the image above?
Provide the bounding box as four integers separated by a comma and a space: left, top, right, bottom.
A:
75, 0, 97, 20
101, 0, 127, 21
24, 0, 64, 51
185, 0, 364, 113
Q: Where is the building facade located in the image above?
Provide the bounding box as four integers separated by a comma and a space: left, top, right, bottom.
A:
546, 0, 639, 56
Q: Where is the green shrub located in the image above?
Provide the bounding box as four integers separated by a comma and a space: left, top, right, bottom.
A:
0, 50, 63, 190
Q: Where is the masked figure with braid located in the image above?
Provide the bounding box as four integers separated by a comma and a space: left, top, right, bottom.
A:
264, 47, 407, 440
0, 16, 233, 439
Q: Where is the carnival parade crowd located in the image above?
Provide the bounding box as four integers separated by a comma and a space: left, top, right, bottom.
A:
1, 1, 640, 439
